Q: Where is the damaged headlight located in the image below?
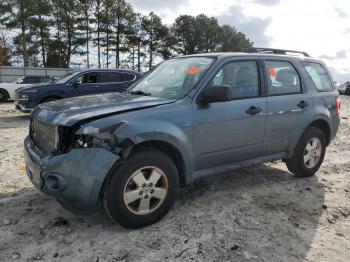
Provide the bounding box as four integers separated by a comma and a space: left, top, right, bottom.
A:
74, 133, 112, 149
73, 123, 127, 152
74, 134, 94, 148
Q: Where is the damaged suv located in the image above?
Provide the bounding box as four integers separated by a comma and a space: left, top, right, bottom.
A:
24, 48, 340, 228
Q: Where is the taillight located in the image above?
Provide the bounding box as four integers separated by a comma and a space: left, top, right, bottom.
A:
336, 96, 341, 116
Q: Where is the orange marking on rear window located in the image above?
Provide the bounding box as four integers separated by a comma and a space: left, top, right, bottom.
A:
187, 66, 200, 75
269, 68, 277, 77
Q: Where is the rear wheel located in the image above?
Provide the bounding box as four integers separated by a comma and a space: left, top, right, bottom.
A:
103, 149, 179, 229
286, 127, 326, 177
0, 89, 9, 102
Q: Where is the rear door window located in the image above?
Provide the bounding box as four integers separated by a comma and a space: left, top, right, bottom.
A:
302, 62, 333, 92
98, 72, 121, 83
265, 61, 301, 95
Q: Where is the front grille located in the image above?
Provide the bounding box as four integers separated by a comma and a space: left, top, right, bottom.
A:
30, 119, 59, 155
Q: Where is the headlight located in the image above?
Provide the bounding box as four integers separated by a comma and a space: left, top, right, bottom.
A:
73, 133, 112, 149
74, 134, 94, 148
25, 89, 38, 93
18, 94, 29, 100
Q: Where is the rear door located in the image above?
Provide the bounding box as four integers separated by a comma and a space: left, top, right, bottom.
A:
262, 59, 314, 155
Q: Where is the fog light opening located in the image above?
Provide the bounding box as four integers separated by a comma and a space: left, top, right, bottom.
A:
45, 174, 65, 192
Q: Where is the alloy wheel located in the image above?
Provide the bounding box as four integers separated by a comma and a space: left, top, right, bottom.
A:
123, 166, 168, 215
304, 137, 322, 168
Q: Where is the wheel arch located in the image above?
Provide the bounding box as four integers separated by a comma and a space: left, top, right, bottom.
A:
0, 88, 10, 100
287, 117, 332, 159
40, 95, 63, 104
129, 140, 187, 187
308, 119, 331, 146
98, 139, 188, 205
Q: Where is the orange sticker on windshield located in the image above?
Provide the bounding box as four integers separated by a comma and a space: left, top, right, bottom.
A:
269, 68, 277, 77
187, 66, 200, 75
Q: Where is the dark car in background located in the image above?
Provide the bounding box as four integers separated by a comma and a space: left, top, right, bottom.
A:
343, 82, 350, 95
14, 69, 142, 112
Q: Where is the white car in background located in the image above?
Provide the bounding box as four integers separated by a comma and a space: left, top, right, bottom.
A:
0, 76, 55, 102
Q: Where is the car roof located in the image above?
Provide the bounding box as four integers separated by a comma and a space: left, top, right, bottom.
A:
78, 68, 142, 74
178, 52, 323, 63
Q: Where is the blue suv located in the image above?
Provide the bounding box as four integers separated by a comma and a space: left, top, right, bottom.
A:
24, 49, 340, 228
14, 69, 142, 112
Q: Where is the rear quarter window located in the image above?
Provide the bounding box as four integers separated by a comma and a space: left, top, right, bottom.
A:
121, 73, 136, 82
302, 62, 333, 92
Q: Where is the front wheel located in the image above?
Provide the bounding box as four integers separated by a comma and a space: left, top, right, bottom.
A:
103, 149, 179, 229
0, 90, 9, 102
286, 127, 326, 178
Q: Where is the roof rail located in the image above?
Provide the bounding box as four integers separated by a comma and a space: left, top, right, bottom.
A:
246, 47, 310, 57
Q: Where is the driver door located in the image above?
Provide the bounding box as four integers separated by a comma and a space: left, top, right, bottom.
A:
193, 60, 267, 170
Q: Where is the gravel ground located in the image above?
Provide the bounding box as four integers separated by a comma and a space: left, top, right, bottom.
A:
0, 98, 349, 262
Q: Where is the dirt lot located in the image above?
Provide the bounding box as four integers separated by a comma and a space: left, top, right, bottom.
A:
0, 98, 349, 262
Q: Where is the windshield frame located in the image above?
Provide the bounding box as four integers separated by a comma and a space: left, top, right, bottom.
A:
127, 56, 216, 100
54, 71, 81, 84
10, 77, 24, 84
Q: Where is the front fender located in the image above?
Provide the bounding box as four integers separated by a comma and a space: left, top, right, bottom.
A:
113, 120, 193, 176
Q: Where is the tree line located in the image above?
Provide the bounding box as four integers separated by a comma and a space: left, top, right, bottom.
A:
0, 0, 253, 70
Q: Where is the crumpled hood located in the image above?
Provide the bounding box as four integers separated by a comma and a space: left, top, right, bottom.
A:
31, 93, 176, 126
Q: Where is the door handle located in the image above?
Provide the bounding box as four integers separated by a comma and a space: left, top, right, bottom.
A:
246, 106, 262, 115
298, 101, 308, 109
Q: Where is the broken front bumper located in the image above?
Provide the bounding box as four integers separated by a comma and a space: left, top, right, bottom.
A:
23, 136, 119, 207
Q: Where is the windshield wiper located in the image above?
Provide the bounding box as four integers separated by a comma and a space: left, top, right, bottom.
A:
128, 90, 152, 96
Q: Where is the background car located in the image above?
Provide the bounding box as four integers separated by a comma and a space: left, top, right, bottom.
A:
14, 69, 143, 112
334, 82, 345, 94
343, 81, 350, 95
0, 76, 55, 102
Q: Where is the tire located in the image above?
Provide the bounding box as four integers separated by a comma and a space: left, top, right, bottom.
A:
286, 127, 326, 178
0, 89, 9, 102
103, 149, 179, 229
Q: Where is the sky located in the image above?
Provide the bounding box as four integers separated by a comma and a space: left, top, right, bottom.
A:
128, 0, 350, 82
3, 0, 349, 82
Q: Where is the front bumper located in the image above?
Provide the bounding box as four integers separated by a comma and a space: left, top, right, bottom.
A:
15, 102, 34, 113
24, 136, 119, 207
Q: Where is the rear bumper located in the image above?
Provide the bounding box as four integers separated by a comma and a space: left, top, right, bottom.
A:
330, 116, 340, 142
24, 136, 119, 207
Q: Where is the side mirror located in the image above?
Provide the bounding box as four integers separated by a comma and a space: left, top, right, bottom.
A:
199, 85, 233, 104
72, 79, 80, 88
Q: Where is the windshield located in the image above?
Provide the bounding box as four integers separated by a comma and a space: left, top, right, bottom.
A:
128, 57, 215, 99
55, 71, 80, 84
